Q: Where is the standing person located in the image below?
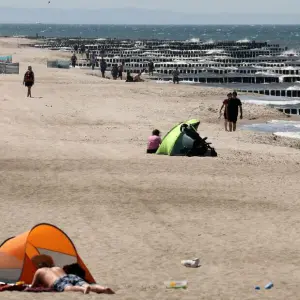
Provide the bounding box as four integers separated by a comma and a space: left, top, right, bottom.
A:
172, 67, 179, 84
91, 52, 96, 70
219, 93, 232, 131
71, 53, 77, 68
23, 66, 35, 98
111, 64, 118, 80
118, 61, 125, 80
147, 129, 161, 154
100, 59, 107, 78
86, 49, 90, 61
227, 91, 243, 132
148, 61, 154, 76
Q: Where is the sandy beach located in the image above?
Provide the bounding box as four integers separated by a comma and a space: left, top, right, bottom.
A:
1, 38, 300, 300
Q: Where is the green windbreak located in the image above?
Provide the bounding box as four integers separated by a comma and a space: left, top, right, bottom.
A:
156, 119, 200, 155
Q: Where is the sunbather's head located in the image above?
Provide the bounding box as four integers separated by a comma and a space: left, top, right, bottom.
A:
32, 254, 54, 269
63, 263, 86, 278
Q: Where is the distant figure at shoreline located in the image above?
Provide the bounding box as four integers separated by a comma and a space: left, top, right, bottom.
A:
118, 61, 125, 80
23, 66, 34, 98
148, 61, 154, 76
219, 92, 232, 131
133, 70, 145, 82
100, 59, 107, 78
91, 52, 96, 70
147, 129, 161, 154
71, 53, 77, 68
111, 64, 118, 80
227, 91, 243, 132
172, 67, 179, 84
126, 70, 134, 82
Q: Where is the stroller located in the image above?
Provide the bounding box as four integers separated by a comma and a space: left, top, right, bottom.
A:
179, 124, 217, 157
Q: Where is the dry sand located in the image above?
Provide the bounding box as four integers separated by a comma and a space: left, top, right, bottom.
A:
1, 38, 300, 300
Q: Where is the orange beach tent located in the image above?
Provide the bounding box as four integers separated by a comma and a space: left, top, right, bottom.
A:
0, 223, 96, 284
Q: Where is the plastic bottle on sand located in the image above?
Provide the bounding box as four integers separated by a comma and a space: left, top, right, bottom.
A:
165, 280, 187, 289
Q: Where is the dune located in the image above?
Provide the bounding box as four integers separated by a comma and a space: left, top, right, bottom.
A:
1, 37, 300, 300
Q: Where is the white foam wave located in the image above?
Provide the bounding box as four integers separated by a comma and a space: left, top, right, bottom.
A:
155, 80, 172, 84
237, 38, 250, 43
203, 39, 214, 44
286, 85, 300, 90
280, 49, 299, 56
274, 132, 300, 139
267, 120, 300, 124
186, 38, 200, 43
243, 99, 300, 105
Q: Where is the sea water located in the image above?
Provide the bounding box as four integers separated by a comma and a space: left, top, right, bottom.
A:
242, 120, 300, 139
0, 24, 300, 47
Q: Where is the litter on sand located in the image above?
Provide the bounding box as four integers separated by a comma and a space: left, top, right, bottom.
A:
181, 258, 200, 268
165, 280, 187, 289
265, 282, 274, 289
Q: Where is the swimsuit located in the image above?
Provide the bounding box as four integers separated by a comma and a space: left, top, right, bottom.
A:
52, 274, 86, 292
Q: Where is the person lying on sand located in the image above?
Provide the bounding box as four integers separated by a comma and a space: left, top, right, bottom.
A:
31, 255, 114, 294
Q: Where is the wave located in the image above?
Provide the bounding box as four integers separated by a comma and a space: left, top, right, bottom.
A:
274, 132, 300, 139
267, 120, 300, 124
186, 38, 200, 43
243, 99, 300, 105
203, 39, 214, 44
243, 120, 300, 137
236, 38, 250, 43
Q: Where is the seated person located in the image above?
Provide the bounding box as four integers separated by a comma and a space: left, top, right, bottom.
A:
30, 254, 114, 294
180, 124, 200, 143
126, 70, 133, 82
147, 129, 161, 154
133, 71, 144, 82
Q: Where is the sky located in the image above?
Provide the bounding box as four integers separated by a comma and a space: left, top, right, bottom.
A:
1, 0, 300, 24
1, 0, 300, 14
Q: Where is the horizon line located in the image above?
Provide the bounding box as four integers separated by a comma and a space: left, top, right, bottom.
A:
1, 23, 300, 26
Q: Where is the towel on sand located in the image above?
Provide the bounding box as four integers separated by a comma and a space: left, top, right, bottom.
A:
0, 284, 56, 292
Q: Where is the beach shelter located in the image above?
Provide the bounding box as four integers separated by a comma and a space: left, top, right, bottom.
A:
0, 223, 96, 284
156, 119, 201, 156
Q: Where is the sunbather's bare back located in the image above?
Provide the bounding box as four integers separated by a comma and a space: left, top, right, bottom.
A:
34, 267, 66, 288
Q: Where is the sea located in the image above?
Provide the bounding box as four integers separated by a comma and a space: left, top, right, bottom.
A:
1, 24, 300, 47
2, 23, 300, 138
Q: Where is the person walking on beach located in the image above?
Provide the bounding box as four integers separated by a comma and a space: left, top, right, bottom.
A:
219, 92, 232, 131
118, 61, 125, 80
227, 91, 243, 132
173, 67, 180, 84
100, 59, 107, 78
148, 61, 154, 76
71, 53, 77, 68
91, 52, 96, 70
23, 66, 35, 98
111, 64, 118, 80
